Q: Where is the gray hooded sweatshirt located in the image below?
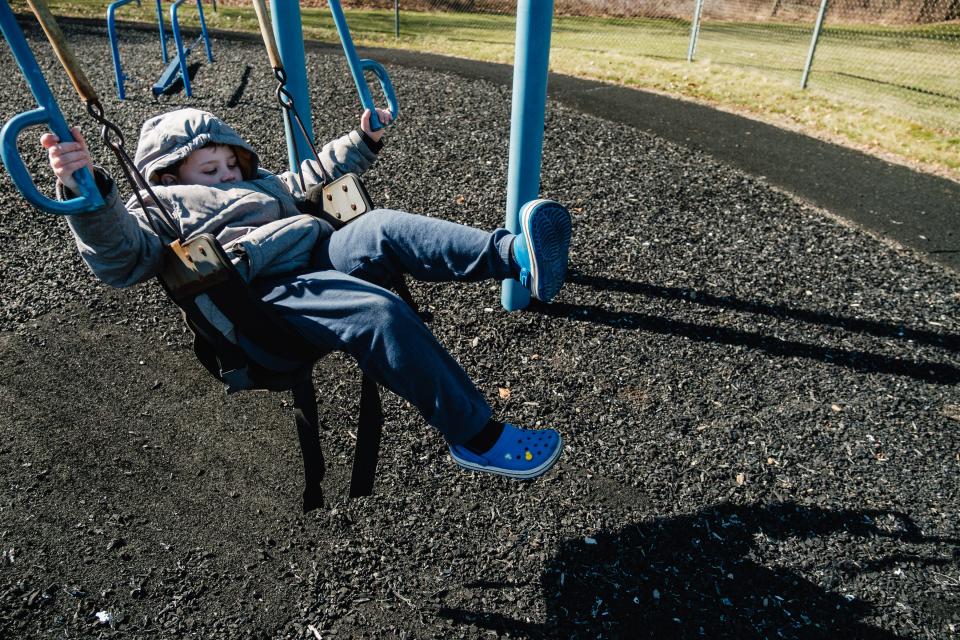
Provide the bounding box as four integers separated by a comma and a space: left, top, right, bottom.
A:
64, 107, 379, 287
63, 108, 379, 340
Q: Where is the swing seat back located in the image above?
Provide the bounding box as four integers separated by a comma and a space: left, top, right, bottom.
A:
157, 233, 386, 512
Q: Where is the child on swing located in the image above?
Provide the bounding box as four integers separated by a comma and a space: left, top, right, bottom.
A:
43, 107, 572, 480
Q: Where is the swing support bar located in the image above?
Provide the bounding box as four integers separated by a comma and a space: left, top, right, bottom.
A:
0, 0, 102, 214
268, 0, 315, 172
328, 0, 398, 131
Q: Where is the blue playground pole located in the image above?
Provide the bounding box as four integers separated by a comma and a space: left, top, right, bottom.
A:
107, 0, 138, 100
0, 0, 103, 214
501, 0, 554, 311
328, 0, 399, 131
108, 0, 167, 100
169, 0, 213, 98
270, 0, 315, 171
156, 0, 168, 64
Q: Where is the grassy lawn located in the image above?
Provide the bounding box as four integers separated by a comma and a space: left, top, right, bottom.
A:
10, 1, 960, 181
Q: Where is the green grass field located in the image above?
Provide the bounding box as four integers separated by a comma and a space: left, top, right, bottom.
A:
10, 1, 960, 181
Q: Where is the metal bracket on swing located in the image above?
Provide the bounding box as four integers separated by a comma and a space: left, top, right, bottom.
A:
252, 0, 377, 227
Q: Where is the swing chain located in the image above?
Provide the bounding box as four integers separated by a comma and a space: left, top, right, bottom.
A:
271, 68, 335, 191
85, 100, 183, 242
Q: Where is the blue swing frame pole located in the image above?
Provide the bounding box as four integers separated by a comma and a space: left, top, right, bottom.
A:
501, 0, 554, 311
269, 0, 316, 171
0, 0, 103, 214
107, 0, 138, 100
328, 0, 399, 131
156, 0, 167, 64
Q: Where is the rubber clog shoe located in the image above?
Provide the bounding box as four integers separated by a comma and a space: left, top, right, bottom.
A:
450, 423, 563, 479
512, 199, 572, 303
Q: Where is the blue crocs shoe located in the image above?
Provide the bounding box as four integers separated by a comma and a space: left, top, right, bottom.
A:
512, 199, 572, 303
450, 423, 563, 480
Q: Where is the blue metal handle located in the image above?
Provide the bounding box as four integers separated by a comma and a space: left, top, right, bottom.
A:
1, 109, 102, 215
328, 0, 399, 131
358, 59, 399, 129
0, 0, 104, 215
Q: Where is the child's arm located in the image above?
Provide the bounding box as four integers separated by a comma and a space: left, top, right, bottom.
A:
278, 108, 393, 196
42, 128, 167, 288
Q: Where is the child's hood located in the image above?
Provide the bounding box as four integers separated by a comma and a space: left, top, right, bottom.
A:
134, 108, 260, 184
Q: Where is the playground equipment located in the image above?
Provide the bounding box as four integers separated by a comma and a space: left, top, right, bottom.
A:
501, 0, 557, 311
258, 0, 398, 172
106, 0, 213, 100
0, 0, 564, 508
327, 0, 398, 133
0, 0, 102, 214
0, 0, 419, 510
252, 0, 394, 224
264, 1, 559, 311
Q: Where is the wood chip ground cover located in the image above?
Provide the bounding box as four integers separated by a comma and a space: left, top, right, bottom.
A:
0, 21, 957, 639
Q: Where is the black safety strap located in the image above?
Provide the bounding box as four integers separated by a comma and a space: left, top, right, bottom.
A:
350, 374, 384, 498
159, 238, 389, 508
291, 376, 326, 512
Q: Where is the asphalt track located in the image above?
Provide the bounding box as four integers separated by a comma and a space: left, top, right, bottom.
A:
362, 46, 959, 273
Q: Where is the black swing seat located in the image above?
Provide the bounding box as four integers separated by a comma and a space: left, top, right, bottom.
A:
157, 231, 411, 513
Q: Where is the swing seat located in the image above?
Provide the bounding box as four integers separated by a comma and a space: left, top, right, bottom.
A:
152, 45, 191, 97
152, 34, 208, 97
159, 232, 398, 513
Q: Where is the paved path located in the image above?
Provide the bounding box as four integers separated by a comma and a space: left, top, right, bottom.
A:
365, 47, 959, 273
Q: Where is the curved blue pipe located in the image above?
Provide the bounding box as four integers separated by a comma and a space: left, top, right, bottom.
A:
328, 0, 399, 130
0, 0, 103, 214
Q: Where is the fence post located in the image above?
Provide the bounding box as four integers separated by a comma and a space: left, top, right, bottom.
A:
687, 0, 705, 62
801, 0, 830, 89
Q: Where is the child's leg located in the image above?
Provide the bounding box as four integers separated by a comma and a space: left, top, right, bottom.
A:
312, 209, 517, 286
253, 269, 491, 444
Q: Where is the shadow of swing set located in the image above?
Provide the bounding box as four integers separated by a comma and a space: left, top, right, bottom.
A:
438, 501, 960, 638
0, 0, 558, 511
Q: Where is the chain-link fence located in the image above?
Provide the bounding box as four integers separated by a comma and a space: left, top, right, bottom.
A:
285, 0, 957, 134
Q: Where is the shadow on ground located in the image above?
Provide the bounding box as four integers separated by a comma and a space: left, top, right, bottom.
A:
440, 501, 960, 639
526, 269, 960, 385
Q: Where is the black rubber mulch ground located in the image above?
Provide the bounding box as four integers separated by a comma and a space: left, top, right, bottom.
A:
0, 21, 958, 639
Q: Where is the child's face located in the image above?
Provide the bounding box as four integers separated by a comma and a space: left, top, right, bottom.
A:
164, 144, 241, 186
